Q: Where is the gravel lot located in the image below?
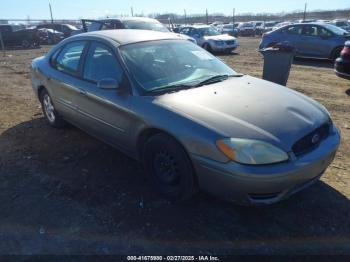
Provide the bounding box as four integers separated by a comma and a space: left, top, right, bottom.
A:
0, 38, 349, 255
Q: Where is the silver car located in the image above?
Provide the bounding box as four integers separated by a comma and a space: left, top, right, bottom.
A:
179, 25, 239, 53
31, 30, 340, 205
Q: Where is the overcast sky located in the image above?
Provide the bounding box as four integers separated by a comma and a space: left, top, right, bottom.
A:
1, 0, 349, 19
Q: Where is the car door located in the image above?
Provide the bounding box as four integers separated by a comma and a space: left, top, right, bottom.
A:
281, 25, 303, 55
299, 25, 330, 58
74, 41, 132, 150
190, 28, 205, 46
48, 40, 87, 123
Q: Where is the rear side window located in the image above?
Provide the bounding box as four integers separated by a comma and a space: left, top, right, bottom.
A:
55, 41, 86, 75
83, 42, 123, 83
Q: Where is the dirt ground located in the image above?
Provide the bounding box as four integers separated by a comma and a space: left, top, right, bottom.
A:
0, 38, 349, 255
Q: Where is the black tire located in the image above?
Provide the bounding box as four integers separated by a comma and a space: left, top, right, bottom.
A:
39, 89, 66, 128
142, 133, 197, 201
331, 47, 343, 61
203, 43, 212, 53
21, 39, 30, 48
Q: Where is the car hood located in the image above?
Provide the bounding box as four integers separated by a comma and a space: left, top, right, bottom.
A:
204, 34, 236, 41
154, 75, 329, 151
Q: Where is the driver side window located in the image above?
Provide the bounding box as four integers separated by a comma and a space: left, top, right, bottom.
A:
83, 42, 123, 83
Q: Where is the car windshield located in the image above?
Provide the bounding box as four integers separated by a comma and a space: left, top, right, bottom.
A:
120, 40, 237, 93
122, 20, 169, 32
322, 23, 349, 35
197, 26, 220, 36
65, 24, 78, 30
335, 21, 347, 27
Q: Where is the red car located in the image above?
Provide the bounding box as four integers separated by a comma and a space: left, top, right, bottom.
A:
335, 41, 350, 80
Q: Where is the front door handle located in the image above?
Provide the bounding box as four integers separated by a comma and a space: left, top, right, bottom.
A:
78, 88, 87, 96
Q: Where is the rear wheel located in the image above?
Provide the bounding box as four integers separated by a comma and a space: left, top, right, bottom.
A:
142, 133, 197, 201
21, 40, 31, 48
40, 89, 66, 128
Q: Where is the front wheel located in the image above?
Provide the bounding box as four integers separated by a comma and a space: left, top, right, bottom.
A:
203, 43, 212, 53
142, 133, 197, 201
40, 89, 66, 128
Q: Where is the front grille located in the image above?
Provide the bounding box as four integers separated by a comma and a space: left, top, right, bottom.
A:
292, 122, 331, 156
226, 40, 235, 45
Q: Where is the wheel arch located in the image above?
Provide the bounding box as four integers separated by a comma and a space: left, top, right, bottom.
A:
330, 46, 344, 60
137, 127, 199, 186
37, 85, 47, 101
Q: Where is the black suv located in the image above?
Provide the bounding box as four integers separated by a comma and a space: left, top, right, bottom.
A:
0, 24, 40, 48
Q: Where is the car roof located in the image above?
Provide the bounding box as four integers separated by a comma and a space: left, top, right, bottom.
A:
74, 29, 180, 45
91, 17, 160, 23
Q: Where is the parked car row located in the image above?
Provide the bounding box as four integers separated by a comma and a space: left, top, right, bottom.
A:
0, 23, 80, 48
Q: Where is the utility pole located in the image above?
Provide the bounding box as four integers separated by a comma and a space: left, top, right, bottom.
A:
49, 3, 54, 24
0, 31, 5, 57
131, 7, 134, 17
303, 3, 307, 21
206, 9, 209, 25
232, 8, 235, 24
184, 9, 187, 24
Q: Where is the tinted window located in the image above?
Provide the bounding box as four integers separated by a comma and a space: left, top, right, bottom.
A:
83, 42, 123, 83
0, 25, 11, 33
55, 41, 86, 74
180, 27, 190, 35
302, 25, 318, 36
318, 27, 333, 37
285, 26, 302, 35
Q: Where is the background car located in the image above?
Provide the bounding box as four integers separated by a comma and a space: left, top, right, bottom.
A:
331, 19, 350, 32
272, 21, 293, 31
264, 21, 279, 32
0, 24, 40, 48
36, 23, 80, 38
237, 22, 255, 36
179, 25, 239, 53
335, 41, 350, 79
37, 28, 65, 45
260, 23, 350, 60
251, 21, 265, 35
218, 24, 239, 37
81, 17, 196, 44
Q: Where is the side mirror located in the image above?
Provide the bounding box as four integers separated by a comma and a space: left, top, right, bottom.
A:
97, 78, 119, 90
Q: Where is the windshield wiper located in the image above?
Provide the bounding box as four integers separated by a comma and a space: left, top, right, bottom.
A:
194, 74, 243, 87
149, 84, 195, 94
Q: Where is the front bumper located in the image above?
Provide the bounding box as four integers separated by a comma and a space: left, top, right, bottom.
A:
191, 126, 341, 205
211, 43, 239, 52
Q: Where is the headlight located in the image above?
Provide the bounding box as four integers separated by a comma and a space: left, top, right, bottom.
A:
216, 138, 289, 165
214, 40, 224, 46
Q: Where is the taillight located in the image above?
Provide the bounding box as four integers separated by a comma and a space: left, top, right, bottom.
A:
341, 46, 350, 56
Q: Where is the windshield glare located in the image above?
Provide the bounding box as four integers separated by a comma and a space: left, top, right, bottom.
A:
123, 20, 169, 32
198, 26, 220, 36
120, 40, 237, 93
323, 23, 348, 35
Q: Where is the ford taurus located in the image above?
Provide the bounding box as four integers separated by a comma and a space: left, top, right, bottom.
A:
31, 30, 340, 205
